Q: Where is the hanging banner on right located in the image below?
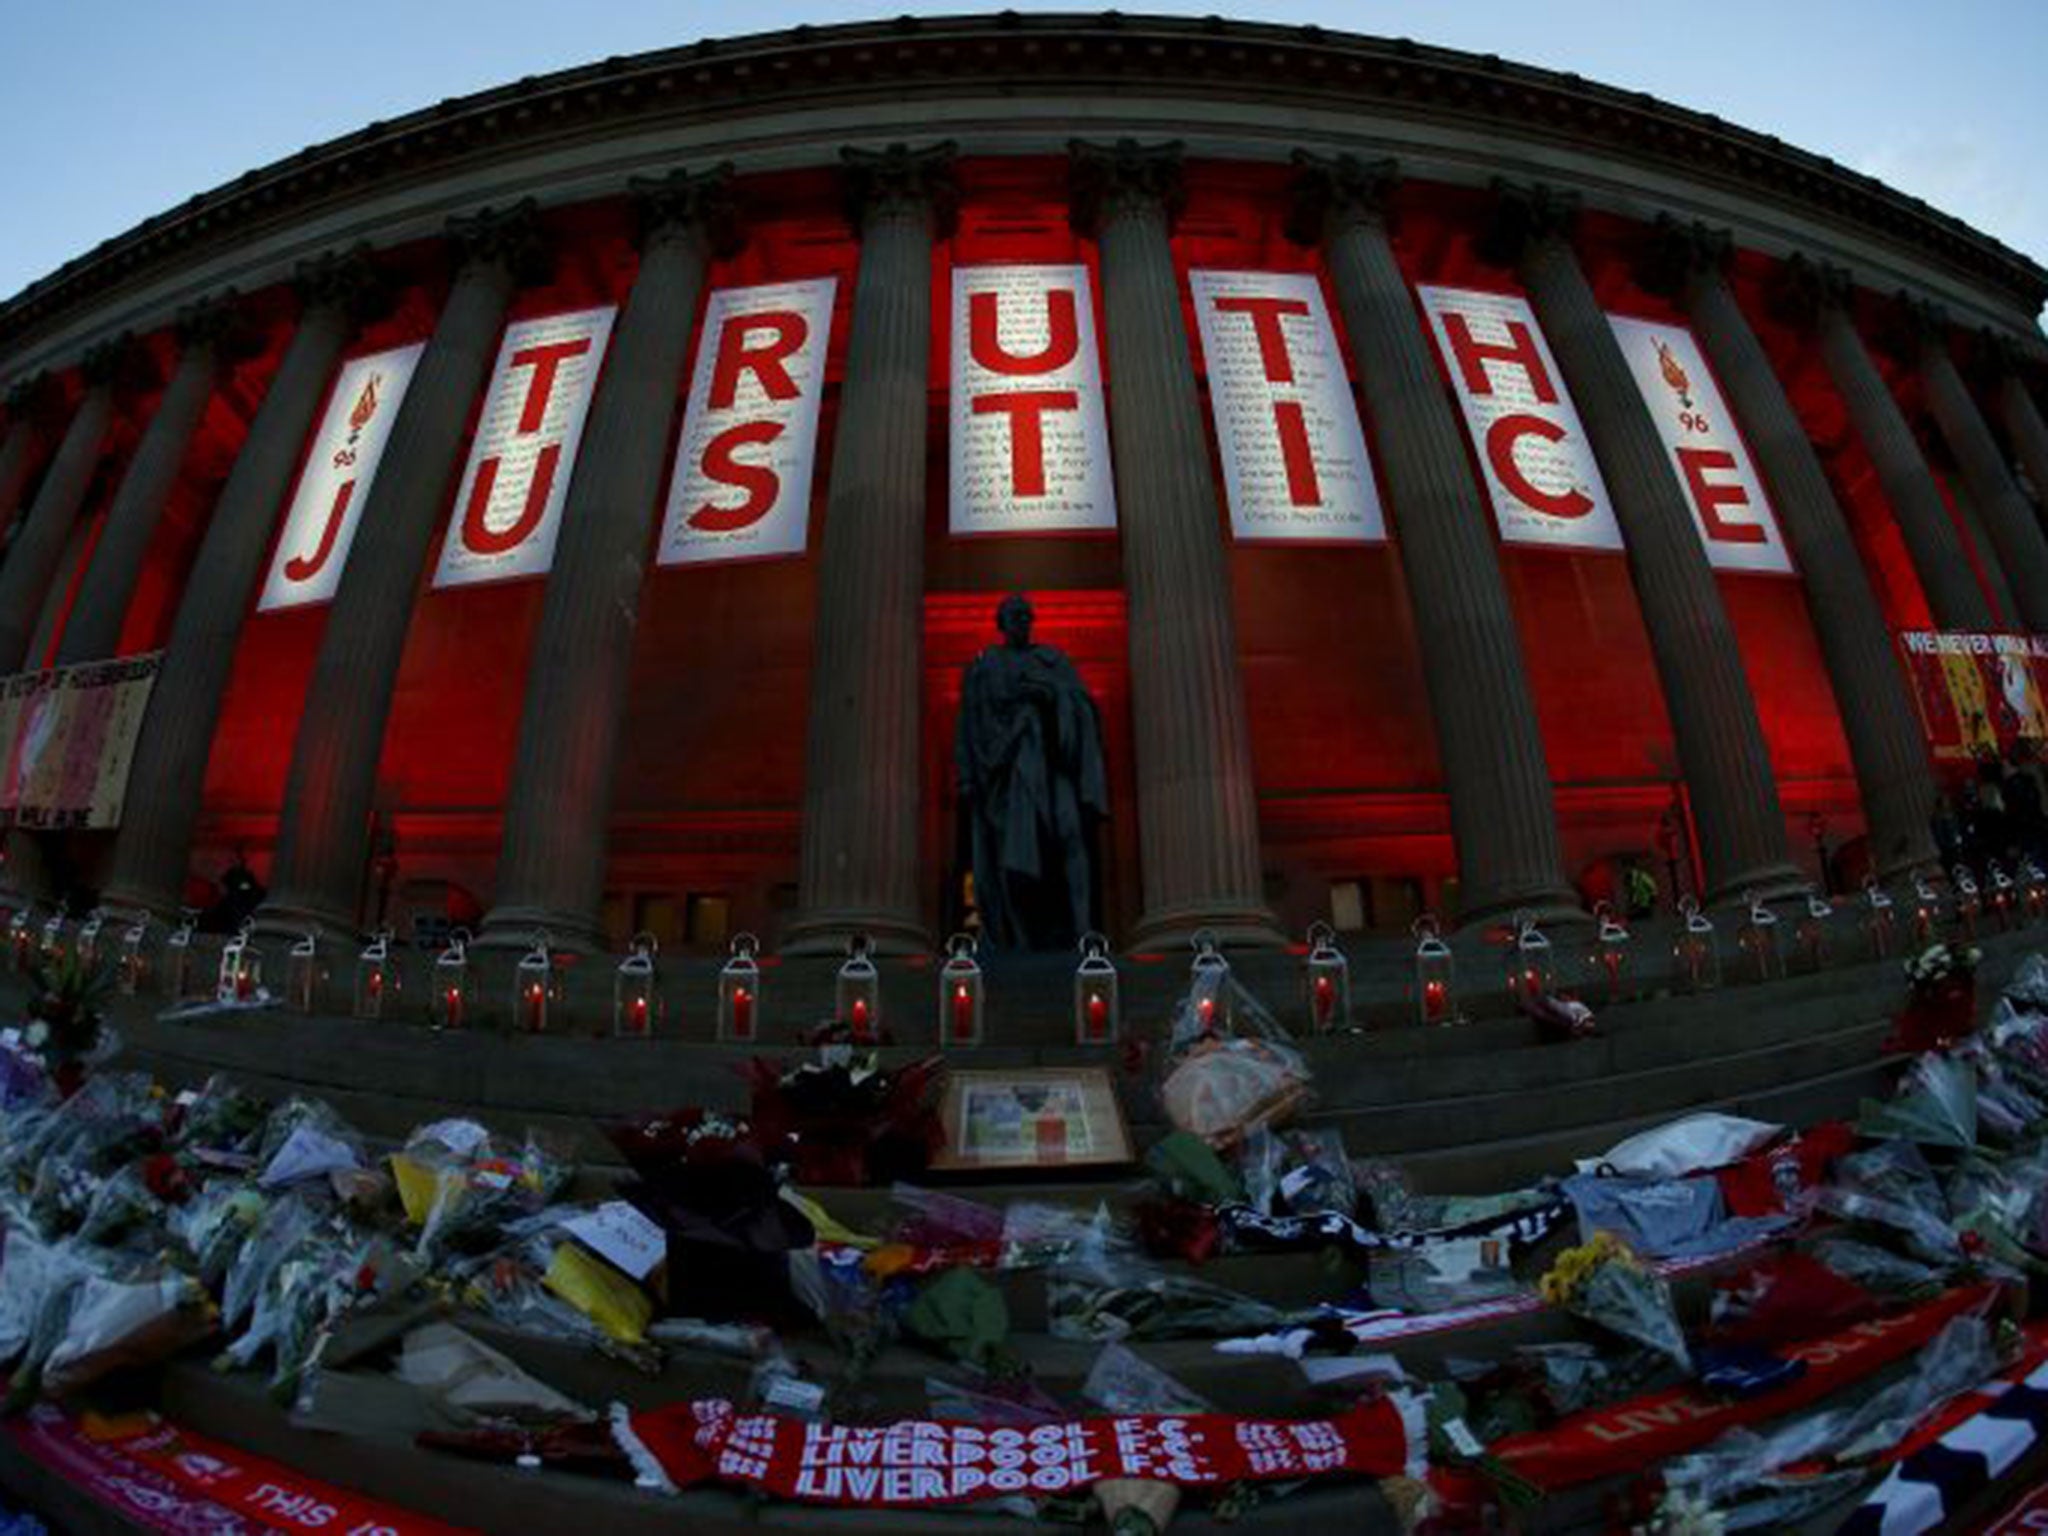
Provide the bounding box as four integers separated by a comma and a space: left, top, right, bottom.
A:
1416, 284, 1622, 552
1898, 630, 2048, 764
1607, 315, 1794, 575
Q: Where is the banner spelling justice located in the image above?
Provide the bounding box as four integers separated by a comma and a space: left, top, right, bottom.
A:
257, 344, 424, 612
1190, 270, 1384, 544
434, 305, 615, 588
1417, 285, 1622, 551
949, 265, 1116, 536
659, 278, 836, 565
1609, 315, 1793, 574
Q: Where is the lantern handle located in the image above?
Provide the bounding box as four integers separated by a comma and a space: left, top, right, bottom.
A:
441, 926, 472, 962
630, 929, 660, 959
1078, 930, 1109, 961
1306, 919, 1336, 952
945, 931, 978, 962
731, 931, 760, 962
290, 928, 318, 958
1743, 890, 1776, 927
1411, 912, 1441, 943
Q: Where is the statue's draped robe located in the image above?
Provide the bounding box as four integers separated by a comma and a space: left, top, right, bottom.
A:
955, 643, 1108, 948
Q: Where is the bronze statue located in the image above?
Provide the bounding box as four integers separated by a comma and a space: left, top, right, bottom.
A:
955, 594, 1108, 949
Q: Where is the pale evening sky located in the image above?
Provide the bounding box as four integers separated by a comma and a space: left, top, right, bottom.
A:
0, 1, 2041, 315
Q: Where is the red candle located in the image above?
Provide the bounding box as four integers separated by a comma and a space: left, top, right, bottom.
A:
1085, 990, 1109, 1041
951, 980, 975, 1042
850, 994, 870, 1039
629, 994, 649, 1034
524, 981, 544, 1031
731, 986, 753, 1040
445, 986, 464, 1027
1423, 977, 1447, 1020
367, 968, 384, 1001
1197, 996, 1216, 1029
1312, 972, 1335, 1027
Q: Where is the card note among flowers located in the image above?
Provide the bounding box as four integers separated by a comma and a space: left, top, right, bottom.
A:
933, 1067, 1133, 1173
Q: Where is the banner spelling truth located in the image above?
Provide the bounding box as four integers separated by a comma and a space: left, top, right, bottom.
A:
258, 344, 424, 612
0, 653, 160, 829
1189, 270, 1384, 544
1608, 315, 1793, 574
1417, 285, 1622, 551
1898, 630, 2048, 763
949, 264, 1116, 536
434, 306, 615, 588
620, 1398, 1416, 1504
658, 279, 836, 565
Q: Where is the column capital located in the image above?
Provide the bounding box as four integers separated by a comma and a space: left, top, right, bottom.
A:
292, 244, 390, 325
1769, 253, 1856, 328
1283, 151, 1398, 245
1479, 178, 1580, 267
841, 141, 959, 236
630, 162, 743, 256
173, 290, 260, 366
445, 198, 551, 286
79, 332, 156, 396
2, 371, 63, 427
1890, 289, 1952, 352
1636, 214, 1733, 298
1068, 137, 1186, 237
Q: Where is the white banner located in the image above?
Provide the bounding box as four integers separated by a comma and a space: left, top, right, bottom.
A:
1416, 285, 1621, 551
433, 306, 615, 589
1190, 270, 1384, 543
949, 264, 1116, 536
658, 279, 836, 566
257, 344, 424, 611
1608, 315, 1794, 574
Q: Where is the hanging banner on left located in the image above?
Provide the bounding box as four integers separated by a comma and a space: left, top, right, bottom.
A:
257, 343, 425, 612
433, 305, 616, 589
0, 653, 160, 829
1189, 270, 1384, 544
1607, 315, 1794, 575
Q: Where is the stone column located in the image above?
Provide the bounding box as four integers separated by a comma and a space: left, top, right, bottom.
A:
54, 299, 239, 665
1799, 262, 1994, 631
1289, 154, 1577, 924
1650, 220, 1938, 878
1073, 139, 1280, 947
1494, 184, 1802, 903
783, 144, 954, 956
0, 375, 59, 550
0, 343, 128, 675
260, 203, 546, 940
1994, 350, 2048, 514
1910, 302, 2048, 633
102, 251, 382, 918
481, 167, 734, 951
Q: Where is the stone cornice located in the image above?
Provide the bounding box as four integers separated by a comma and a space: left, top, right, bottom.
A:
1, 13, 2043, 352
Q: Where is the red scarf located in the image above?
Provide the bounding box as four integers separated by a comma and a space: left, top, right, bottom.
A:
618, 1397, 1418, 1505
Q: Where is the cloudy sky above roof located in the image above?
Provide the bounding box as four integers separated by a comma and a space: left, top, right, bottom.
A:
0, 0, 2041, 311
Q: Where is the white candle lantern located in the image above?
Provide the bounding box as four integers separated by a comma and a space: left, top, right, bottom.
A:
938, 932, 984, 1048
835, 932, 881, 1042
1591, 901, 1630, 1002
164, 915, 198, 1000
1862, 878, 1895, 960
1911, 872, 1942, 944
6, 909, 35, 974
1189, 929, 1234, 1033
1504, 911, 1553, 1004
216, 920, 261, 1003
117, 914, 154, 996
75, 910, 106, 972
354, 929, 398, 1019
1987, 860, 2017, 931
1674, 896, 1720, 991
1737, 891, 1779, 982
718, 932, 761, 1043
38, 911, 67, 969
285, 931, 324, 1013
1412, 914, 1456, 1026
514, 932, 562, 1034
431, 928, 473, 1029
614, 932, 660, 1037
2021, 857, 2048, 923
1304, 921, 1351, 1033
1795, 888, 1833, 971
1951, 867, 1981, 940
1074, 932, 1119, 1045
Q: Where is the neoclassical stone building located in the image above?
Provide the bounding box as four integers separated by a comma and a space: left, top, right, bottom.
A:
0, 14, 2045, 957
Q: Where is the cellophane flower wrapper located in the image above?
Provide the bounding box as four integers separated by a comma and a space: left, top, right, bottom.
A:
1572, 1260, 1691, 1373
1048, 1242, 1297, 1342
1238, 1125, 1356, 1218
1857, 1054, 1978, 1149
1156, 969, 1311, 1149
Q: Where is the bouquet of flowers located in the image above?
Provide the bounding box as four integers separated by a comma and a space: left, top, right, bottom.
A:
1539, 1231, 1691, 1372
1894, 942, 1985, 1052
746, 1050, 942, 1187
22, 950, 117, 1096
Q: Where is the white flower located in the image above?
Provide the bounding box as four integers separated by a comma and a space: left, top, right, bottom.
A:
23, 1022, 48, 1049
